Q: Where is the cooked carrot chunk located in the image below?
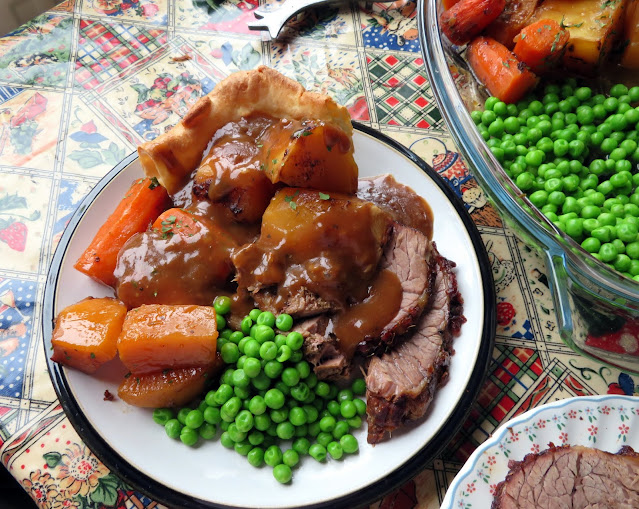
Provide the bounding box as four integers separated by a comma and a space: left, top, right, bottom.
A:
151, 208, 202, 239
118, 359, 223, 408
467, 36, 538, 104
50, 297, 127, 374
440, 0, 506, 46
74, 177, 171, 289
513, 19, 570, 73
117, 304, 218, 375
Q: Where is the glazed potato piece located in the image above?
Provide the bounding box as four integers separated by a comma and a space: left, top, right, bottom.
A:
118, 360, 223, 408
233, 188, 392, 313
262, 121, 358, 194
50, 297, 127, 374
117, 304, 218, 375
531, 0, 628, 74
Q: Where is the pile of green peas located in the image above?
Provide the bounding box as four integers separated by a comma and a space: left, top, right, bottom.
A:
471, 80, 639, 282
152, 296, 366, 484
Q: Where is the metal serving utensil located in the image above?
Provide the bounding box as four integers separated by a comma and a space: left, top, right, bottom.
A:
247, 0, 354, 40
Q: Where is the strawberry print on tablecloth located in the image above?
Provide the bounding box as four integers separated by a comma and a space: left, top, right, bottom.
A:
0, 174, 50, 273
0, 89, 64, 171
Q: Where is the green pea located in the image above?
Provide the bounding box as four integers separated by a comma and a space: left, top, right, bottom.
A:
599, 243, 618, 262
332, 420, 350, 440
213, 295, 232, 315
285, 331, 304, 351
339, 434, 359, 454
185, 409, 204, 430
259, 341, 278, 361
327, 441, 344, 460
265, 388, 285, 409
180, 426, 199, 446
153, 408, 174, 426
582, 237, 601, 253
275, 313, 293, 331
610, 83, 629, 98
248, 447, 265, 467
165, 418, 182, 439
264, 444, 283, 467
309, 443, 327, 462
618, 223, 639, 242
529, 190, 548, 208
264, 360, 283, 379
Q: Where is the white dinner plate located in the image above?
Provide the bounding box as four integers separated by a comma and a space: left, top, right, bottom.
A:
442, 394, 639, 508
43, 123, 496, 509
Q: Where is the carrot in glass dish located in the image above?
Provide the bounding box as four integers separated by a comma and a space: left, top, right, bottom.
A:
513, 19, 570, 74
442, 0, 461, 10
74, 177, 171, 288
440, 0, 506, 46
467, 36, 538, 104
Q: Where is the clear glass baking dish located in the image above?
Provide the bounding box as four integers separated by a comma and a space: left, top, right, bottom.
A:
419, 0, 639, 374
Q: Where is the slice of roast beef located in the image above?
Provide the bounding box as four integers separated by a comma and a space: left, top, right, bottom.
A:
357, 174, 433, 240
492, 445, 639, 509
356, 223, 435, 356
294, 315, 350, 381
253, 287, 336, 318
365, 251, 464, 444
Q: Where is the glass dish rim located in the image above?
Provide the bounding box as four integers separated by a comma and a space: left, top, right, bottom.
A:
419, 0, 639, 302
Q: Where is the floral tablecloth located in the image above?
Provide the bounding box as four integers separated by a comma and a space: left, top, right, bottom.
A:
0, 0, 635, 508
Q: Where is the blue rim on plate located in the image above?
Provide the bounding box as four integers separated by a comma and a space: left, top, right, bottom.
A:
42, 123, 496, 509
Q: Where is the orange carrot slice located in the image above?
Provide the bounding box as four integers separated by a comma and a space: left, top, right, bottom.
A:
117, 304, 218, 375
50, 297, 127, 374
151, 208, 201, 239
440, 0, 506, 46
74, 177, 171, 288
513, 19, 570, 73
468, 36, 539, 104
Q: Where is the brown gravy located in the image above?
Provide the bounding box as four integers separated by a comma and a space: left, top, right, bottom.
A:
114, 208, 238, 309
232, 188, 392, 312
332, 269, 403, 359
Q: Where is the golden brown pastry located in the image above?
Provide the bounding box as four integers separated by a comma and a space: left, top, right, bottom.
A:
138, 66, 355, 195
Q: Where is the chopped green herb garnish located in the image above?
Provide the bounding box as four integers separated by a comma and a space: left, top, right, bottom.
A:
148, 177, 160, 189
319, 192, 330, 200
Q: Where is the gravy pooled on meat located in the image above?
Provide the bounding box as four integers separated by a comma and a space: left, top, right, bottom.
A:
357, 174, 434, 240
233, 188, 393, 316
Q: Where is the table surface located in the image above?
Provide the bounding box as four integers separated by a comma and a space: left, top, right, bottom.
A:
0, 1, 636, 508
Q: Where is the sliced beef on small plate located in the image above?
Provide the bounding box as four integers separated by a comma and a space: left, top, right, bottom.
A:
356, 222, 436, 356
492, 445, 639, 509
357, 174, 434, 240
365, 251, 465, 444
294, 315, 350, 381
